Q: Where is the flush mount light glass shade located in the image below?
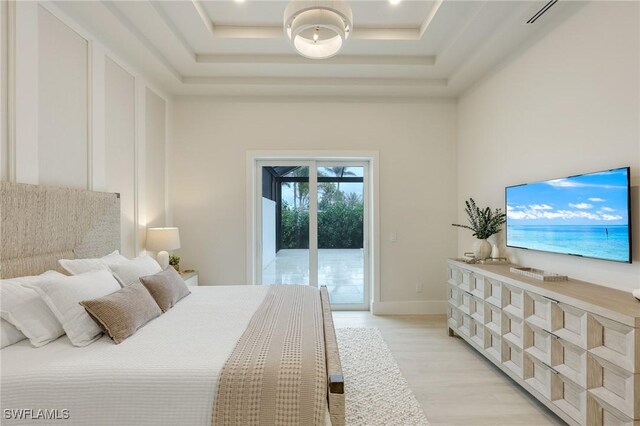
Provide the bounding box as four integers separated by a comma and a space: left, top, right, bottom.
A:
284, 1, 353, 59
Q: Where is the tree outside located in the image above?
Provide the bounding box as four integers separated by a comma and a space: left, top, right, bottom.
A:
280, 167, 363, 249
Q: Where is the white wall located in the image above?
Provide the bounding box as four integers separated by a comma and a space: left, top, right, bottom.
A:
171, 99, 458, 312
1, 2, 172, 257
458, 2, 640, 291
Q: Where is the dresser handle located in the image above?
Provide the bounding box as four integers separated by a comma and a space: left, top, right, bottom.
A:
549, 367, 560, 375
549, 332, 561, 340
542, 295, 560, 304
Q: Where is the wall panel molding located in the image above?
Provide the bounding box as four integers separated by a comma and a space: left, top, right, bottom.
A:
12, 1, 38, 184
134, 76, 146, 255
105, 56, 136, 257
5, 0, 171, 258
5, 0, 15, 182
37, 4, 89, 189
91, 43, 106, 191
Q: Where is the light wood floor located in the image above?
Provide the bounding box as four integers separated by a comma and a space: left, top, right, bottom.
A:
332, 312, 566, 426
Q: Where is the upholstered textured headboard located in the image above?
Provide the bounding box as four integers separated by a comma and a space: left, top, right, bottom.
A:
0, 182, 120, 279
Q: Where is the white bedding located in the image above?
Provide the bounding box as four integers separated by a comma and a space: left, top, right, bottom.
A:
0, 286, 270, 426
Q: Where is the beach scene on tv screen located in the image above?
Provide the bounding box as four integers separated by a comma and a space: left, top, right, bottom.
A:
506, 168, 630, 262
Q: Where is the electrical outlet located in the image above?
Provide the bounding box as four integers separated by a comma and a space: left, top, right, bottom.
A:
416, 283, 423, 293
390, 232, 397, 242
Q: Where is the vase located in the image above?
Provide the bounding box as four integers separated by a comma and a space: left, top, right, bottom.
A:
473, 239, 492, 260
491, 244, 500, 259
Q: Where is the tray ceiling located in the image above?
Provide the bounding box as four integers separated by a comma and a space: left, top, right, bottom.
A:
55, 0, 584, 97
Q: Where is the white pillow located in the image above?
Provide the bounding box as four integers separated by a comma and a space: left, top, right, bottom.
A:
110, 255, 162, 287
27, 270, 121, 347
0, 271, 66, 347
58, 250, 129, 275
1, 318, 26, 348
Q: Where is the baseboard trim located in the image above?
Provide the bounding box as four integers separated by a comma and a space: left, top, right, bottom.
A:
371, 300, 447, 315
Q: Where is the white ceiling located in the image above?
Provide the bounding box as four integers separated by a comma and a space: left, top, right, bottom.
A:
56, 0, 584, 97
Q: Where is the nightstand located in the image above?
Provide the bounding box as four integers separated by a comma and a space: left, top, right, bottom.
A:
180, 271, 199, 287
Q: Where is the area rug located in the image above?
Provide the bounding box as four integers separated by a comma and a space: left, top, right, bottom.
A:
336, 327, 430, 426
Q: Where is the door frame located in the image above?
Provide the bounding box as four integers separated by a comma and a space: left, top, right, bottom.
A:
246, 151, 379, 310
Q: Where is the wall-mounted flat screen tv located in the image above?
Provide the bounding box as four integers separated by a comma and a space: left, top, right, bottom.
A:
506, 167, 631, 263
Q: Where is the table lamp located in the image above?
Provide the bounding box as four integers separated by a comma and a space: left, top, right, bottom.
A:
146, 227, 180, 269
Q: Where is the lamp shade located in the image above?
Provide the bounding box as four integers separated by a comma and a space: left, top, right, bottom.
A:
146, 227, 181, 252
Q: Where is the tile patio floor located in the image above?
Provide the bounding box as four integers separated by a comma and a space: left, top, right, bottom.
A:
262, 249, 365, 305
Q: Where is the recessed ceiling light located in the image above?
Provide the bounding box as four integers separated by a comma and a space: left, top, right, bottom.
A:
234, 0, 245, 3
389, 0, 401, 5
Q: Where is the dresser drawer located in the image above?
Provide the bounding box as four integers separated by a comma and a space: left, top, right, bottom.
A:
524, 322, 589, 388
524, 322, 553, 365
459, 268, 473, 292
485, 328, 501, 362
470, 273, 488, 299
587, 353, 639, 419
470, 295, 484, 323
447, 284, 462, 307
553, 302, 589, 350
525, 291, 555, 331
587, 393, 637, 426
589, 314, 638, 373
458, 313, 473, 338
447, 303, 461, 330
503, 339, 524, 378
524, 352, 553, 399
448, 264, 461, 286
552, 372, 587, 424
484, 302, 502, 335
503, 311, 524, 349
554, 337, 588, 388
460, 291, 473, 316
485, 277, 502, 308
470, 319, 485, 348
502, 284, 524, 318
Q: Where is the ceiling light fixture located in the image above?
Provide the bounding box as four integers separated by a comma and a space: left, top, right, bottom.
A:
284, 1, 353, 60
389, 0, 401, 4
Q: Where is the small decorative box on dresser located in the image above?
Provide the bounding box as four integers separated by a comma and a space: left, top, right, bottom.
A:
447, 259, 640, 426
180, 271, 199, 287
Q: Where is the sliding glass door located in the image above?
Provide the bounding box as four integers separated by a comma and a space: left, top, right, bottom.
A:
260, 162, 314, 286
316, 163, 367, 306
255, 160, 369, 310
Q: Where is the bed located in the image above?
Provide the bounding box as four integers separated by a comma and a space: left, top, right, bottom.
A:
0, 182, 344, 426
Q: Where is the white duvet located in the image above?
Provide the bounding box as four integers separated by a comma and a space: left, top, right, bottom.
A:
0, 286, 270, 426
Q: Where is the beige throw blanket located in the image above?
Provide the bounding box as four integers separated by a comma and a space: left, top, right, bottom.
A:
213, 285, 327, 426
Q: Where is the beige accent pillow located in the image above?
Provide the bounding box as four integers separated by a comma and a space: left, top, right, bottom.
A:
80, 282, 162, 344
139, 267, 191, 312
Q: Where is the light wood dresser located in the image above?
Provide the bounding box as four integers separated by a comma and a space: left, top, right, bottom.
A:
446, 259, 640, 426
